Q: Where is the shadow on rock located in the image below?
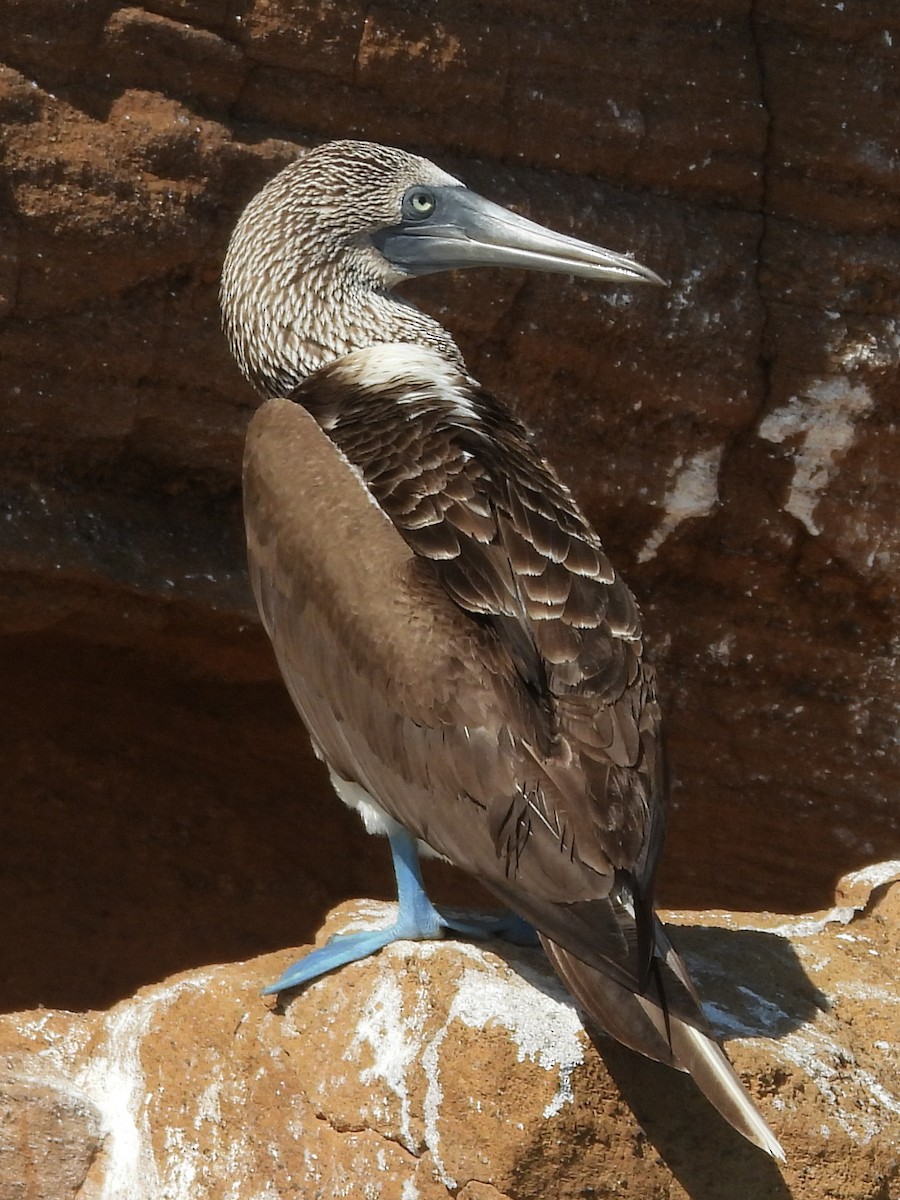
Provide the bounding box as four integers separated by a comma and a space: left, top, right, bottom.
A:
672, 922, 830, 1039
502, 921, 827, 1196
597, 1040, 792, 1200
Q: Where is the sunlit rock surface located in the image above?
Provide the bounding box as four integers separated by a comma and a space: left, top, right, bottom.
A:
3, 867, 898, 1198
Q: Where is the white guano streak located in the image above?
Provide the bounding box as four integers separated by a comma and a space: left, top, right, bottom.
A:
73, 974, 216, 1200
349, 938, 585, 1190
758, 378, 873, 536
637, 446, 723, 562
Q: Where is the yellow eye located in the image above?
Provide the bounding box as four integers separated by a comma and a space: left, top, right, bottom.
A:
404, 187, 436, 219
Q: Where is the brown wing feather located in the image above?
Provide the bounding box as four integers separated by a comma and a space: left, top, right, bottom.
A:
292, 354, 660, 866
245, 375, 782, 1156
285, 350, 665, 985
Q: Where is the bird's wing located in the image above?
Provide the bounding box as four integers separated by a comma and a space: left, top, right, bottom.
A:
247, 345, 664, 990
245, 374, 785, 1156
291, 347, 666, 886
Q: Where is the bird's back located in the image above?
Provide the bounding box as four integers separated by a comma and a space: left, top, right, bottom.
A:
246, 341, 668, 994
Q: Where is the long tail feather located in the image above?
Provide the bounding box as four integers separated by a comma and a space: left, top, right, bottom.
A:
541, 934, 785, 1161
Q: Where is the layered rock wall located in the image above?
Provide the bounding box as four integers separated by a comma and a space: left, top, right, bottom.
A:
0, 0, 897, 1039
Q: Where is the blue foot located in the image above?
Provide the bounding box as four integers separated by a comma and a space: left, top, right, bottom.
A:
435, 907, 540, 947
263, 830, 537, 995
262, 921, 432, 994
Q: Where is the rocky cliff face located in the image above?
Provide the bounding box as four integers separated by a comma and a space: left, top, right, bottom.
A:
0, 2, 898, 1190
2, 868, 899, 1199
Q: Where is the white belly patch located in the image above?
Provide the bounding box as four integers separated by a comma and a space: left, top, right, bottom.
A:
326, 768, 444, 861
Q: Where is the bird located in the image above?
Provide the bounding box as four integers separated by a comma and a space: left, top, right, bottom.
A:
220, 139, 783, 1160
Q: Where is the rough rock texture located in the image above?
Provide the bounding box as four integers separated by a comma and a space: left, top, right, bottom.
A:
3, 866, 899, 1199
0, 0, 897, 1043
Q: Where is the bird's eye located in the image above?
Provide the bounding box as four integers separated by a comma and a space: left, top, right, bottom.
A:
403, 187, 436, 220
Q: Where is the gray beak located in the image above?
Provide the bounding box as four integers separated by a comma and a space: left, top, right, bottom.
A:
372, 186, 665, 287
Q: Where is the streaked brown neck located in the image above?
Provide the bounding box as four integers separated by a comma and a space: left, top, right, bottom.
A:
222, 254, 465, 398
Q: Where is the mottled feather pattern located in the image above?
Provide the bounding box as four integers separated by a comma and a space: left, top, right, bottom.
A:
245, 400, 640, 936
292, 356, 643, 688
290, 347, 664, 888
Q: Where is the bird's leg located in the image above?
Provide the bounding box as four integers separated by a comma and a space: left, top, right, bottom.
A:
395, 830, 537, 946
263, 829, 536, 994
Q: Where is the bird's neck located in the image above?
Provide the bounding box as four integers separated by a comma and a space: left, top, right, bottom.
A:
226, 265, 465, 398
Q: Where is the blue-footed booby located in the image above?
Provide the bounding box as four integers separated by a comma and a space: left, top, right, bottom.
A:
220, 140, 783, 1160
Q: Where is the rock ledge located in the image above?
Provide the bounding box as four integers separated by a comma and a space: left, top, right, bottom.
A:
2, 864, 898, 1198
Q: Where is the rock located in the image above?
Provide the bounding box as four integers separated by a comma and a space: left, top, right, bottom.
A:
103, 9, 246, 111
2, 867, 898, 1198
0, 1072, 102, 1199
0, 0, 897, 1036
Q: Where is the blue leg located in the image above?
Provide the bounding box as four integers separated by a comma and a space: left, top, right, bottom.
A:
263, 829, 537, 995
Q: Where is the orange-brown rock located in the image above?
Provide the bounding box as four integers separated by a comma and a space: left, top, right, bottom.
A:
3, 867, 898, 1198
0, 0, 897, 1061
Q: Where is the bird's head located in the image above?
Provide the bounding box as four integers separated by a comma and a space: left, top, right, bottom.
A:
221, 139, 663, 395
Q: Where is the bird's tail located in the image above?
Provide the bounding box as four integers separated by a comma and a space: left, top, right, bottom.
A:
541, 926, 785, 1161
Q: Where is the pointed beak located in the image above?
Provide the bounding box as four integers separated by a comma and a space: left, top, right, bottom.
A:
372, 186, 665, 287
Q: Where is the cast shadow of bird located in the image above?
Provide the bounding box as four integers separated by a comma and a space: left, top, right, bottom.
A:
501, 920, 824, 1197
